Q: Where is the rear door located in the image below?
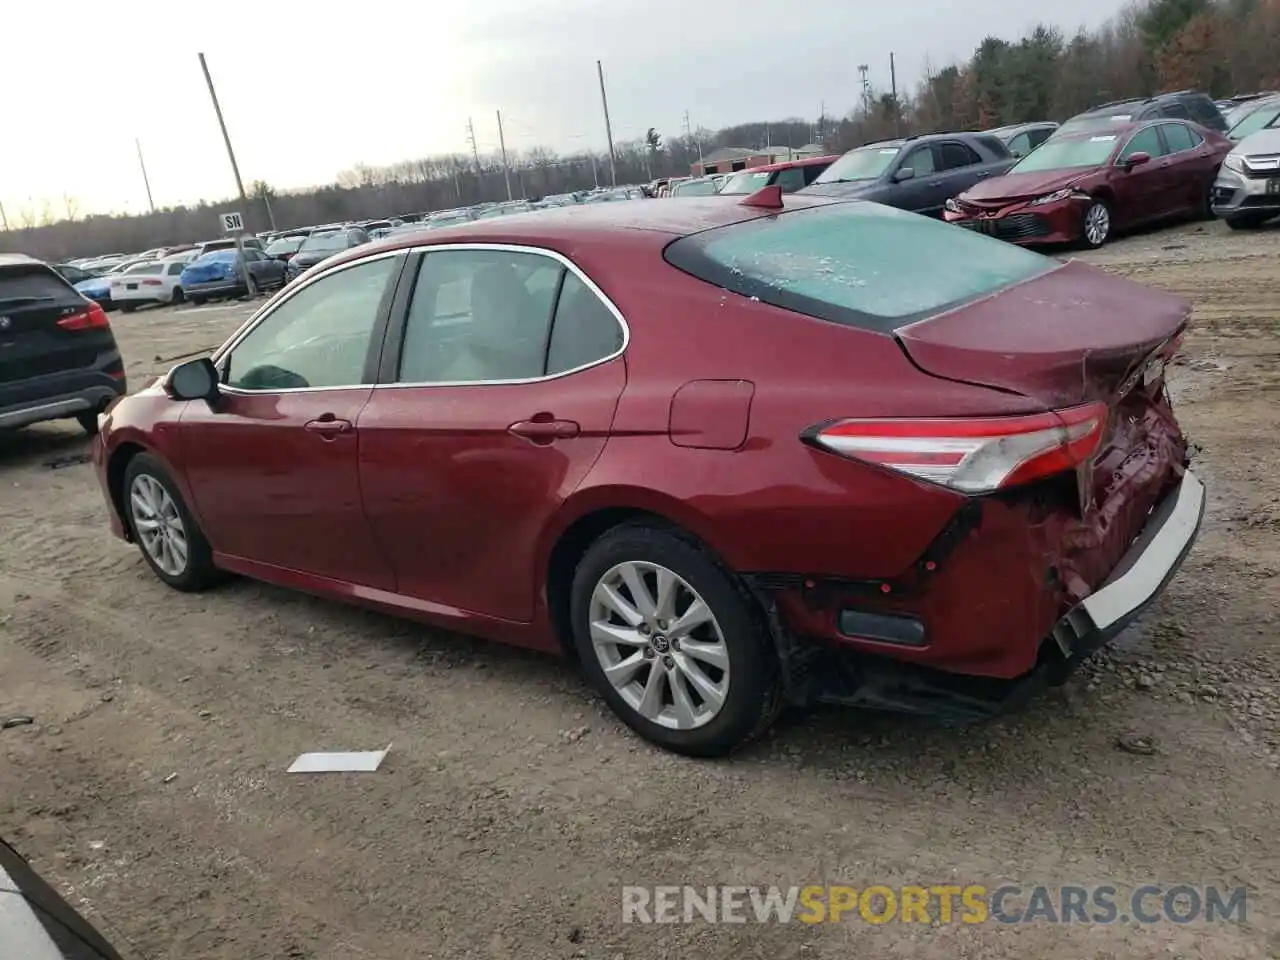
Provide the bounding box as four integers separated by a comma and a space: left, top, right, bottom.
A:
357, 244, 627, 622
934, 140, 994, 205
0, 263, 107, 394
1157, 121, 1215, 212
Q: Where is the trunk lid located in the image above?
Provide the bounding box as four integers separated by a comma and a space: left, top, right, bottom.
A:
0, 264, 103, 384
894, 259, 1188, 408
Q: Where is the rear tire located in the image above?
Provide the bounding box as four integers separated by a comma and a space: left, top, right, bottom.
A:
1224, 212, 1270, 230
1197, 178, 1217, 220
569, 522, 781, 757
120, 302, 136, 314
190, 295, 207, 305
122, 453, 221, 592
171, 286, 185, 305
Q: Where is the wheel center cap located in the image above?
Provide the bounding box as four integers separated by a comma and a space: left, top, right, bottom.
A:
651, 635, 670, 653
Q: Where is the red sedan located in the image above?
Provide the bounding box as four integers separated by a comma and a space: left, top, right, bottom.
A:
93, 192, 1203, 756
944, 119, 1232, 247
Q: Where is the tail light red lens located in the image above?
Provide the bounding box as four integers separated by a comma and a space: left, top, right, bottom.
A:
142, 279, 163, 286
805, 402, 1108, 494
57, 302, 112, 331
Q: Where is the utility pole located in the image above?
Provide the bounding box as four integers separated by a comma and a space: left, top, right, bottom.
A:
496, 110, 514, 201
596, 60, 618, 187
0, 201, 9, 231
466, 116, 484, 198
198, 53, 253, 292
890, 52, 900, 135
684, 110, 703, 162
858, 64, 870, 118
135, 138, 156, 213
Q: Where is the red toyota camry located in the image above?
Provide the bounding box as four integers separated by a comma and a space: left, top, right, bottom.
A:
93, 192, 1203, 756
944, 118, 1231, 247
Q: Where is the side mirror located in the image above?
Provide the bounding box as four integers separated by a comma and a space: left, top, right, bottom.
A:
1124, 151, 1151, 170
165, 357, 220, 404
893, 167, 916, 182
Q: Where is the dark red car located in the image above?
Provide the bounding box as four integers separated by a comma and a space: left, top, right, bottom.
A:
93, 194, 1203, 757
716, 155, 840, 195
944, 119, 1231, 247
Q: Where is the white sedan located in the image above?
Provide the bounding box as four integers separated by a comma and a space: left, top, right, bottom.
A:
110, 253, 197, 310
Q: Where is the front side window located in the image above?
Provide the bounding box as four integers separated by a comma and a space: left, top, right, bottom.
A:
223, 257, 396, 391
1119, 126, 1167, 161
772, 167, 807, 192
398, 250, 562, 383
901, 145, 936, 176
1007, 132, 1032, 157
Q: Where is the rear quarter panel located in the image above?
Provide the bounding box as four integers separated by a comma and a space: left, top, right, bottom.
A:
546, 247, 1045, 581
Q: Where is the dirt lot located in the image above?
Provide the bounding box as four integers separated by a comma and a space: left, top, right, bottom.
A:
3, 221, 1280, 959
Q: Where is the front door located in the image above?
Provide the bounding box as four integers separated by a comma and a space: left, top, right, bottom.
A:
1113, 125, 1175, 226
892, 144, 942, 214
181, 254, 403, 589
358, 246, 628, 622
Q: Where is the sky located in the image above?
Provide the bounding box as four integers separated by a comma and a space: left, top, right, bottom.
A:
1, 0, 1127, 220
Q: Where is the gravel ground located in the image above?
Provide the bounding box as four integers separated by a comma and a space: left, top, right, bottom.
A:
2, 219, 1280, 959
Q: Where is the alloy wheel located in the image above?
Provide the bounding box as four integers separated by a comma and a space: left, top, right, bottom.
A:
1084, 202, 1110, 246
588, 561, 730, 730
129, 474, 189, 577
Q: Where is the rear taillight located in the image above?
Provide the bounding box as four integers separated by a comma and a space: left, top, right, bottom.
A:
805, 402, 1108, 494
142, 279, 163, 286
57, 302, 111, 331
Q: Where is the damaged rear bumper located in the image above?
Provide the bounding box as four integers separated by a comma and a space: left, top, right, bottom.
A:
764, 469, 1205, 722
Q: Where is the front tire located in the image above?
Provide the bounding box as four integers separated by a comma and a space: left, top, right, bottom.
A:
569, 523, 781, 757
1081, 198, 1112, 248
122, 453, 221, 592
1224, 212, 1270, 230
75, 411, 100, 436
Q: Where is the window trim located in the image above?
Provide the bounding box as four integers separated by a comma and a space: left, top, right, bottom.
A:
935, 140, 981, 171
373, 242, 630, 391
212, 248, 408, 396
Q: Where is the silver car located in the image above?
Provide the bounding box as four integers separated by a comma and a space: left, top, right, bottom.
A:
1212, 125, 1280, 229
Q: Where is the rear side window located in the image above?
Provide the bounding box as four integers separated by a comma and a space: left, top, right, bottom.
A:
1028, 127, 1054, 148
664, 203, 1055, 332
937, 141, 981, 170
976, 135, 1007, 156
1161, 102, 1191, 119
0, 265, 81, 305
802, 162, 830, 185
545, 272, 624, 375
773, 167, 807, 192
1162, 123, 1199, 152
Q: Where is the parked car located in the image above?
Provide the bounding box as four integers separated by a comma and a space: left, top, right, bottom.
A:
0, 254, 126, 434
178, 248, 288, 303
800, 132, 1015, 217
0, 835, 126, 959
1219, 91, 1280, 129
717, 155, 840, 195
1225, 95, 1280, 141
669, 176, 722, 197
264, 235, 307, 262
284, 227, 370, 282
1212, 123, 1280, 229
945, 119, 1231, 247
111, 254, 197, 310
52, 263, 95, 285
1056, 91, 1228, 136
985, 121, 1059, 158
73, 258, 152, 310
92, 196, 1201, 757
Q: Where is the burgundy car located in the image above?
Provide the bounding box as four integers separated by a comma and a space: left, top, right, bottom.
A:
93, 193, 1203, 757
717, 155, 840, 195
944, 119, 1232, 247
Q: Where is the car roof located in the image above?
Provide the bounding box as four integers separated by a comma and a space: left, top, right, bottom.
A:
320, 193, 847, 268
0, 253, 45, 269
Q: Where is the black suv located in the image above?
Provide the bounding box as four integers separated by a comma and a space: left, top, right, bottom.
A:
1059, 91, 1228, 135
799, 131, 1016, 216
0, 254, 127, 435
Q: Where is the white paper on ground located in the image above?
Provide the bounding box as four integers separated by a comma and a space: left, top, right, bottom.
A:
287, 744, 391, 774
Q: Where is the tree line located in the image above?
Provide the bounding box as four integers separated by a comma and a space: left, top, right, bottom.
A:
3, 0, 1276, 263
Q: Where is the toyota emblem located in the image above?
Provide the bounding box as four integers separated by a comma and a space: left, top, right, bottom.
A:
0, 316, 11, 331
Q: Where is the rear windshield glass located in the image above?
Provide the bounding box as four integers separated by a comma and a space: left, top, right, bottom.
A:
663, 203, 1056, 332
0, 265, 79, 304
